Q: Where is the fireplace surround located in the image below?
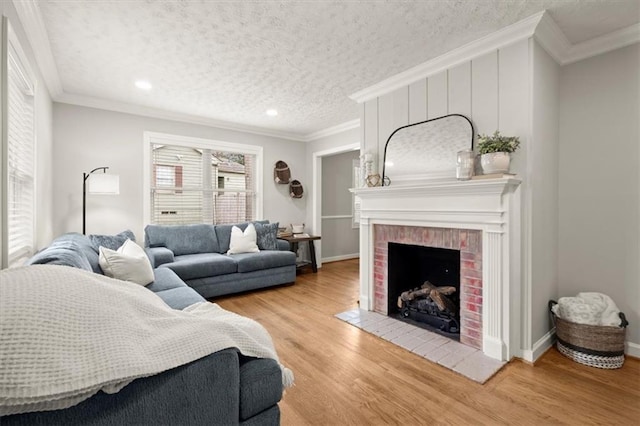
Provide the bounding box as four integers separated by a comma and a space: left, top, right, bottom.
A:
352, 177, 521, 361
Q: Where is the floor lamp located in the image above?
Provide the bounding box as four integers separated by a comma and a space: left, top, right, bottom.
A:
83, 167, 120, 234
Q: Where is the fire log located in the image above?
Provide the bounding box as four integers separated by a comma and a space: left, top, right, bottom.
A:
400, 288, 430, 302
399, 281, 458, 313
421, 281, 436, 291
430, 290, 457, 312
435, 286, 456, 295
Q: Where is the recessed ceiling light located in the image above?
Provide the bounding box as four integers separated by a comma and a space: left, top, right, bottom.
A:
266, 109, 278, 117
135, 80, 152, 90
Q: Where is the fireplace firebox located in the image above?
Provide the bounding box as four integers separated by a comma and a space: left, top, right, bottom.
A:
387, 242, 461, 335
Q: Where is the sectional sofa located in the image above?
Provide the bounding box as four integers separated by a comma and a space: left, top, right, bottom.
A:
144, 222, 297, 298
2, 223, 295, 425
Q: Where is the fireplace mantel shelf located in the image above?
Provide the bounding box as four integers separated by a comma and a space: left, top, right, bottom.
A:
350, 177, 521, 198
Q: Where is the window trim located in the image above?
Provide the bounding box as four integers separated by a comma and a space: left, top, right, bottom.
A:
1, 19, 37, 268
142, 131, 263, 227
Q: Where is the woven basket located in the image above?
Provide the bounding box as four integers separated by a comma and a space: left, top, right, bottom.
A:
549, 300, 628, 369
289, 180, 303, 198
274, 161, 291, 184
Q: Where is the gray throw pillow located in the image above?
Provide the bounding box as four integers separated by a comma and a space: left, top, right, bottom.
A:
254, 222, 279, 251
89, 230, 136, 252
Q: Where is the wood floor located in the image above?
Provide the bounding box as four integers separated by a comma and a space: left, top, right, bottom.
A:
216, 259, 640, 425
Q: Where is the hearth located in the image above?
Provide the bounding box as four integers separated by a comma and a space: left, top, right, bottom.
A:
387, 242, 460, 337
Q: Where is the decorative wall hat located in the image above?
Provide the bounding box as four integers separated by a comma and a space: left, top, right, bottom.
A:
274, 160, 291, 184
289, 180, 304, 198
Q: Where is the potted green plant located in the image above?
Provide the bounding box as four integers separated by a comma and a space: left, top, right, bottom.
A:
476, 131, 521, 174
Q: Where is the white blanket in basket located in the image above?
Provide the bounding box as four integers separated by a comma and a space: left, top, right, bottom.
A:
0, 265, 293, 416
552, 292, 621, 326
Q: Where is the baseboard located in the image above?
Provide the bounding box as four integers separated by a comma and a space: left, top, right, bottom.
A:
322, 253, 359, 263
521, 331, 639, 362
626, 341, 640, 359
521, 328, 555, 363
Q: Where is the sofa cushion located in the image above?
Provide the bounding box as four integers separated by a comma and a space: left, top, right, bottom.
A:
233, 251, 296, 273
160, 253, 238, 281
27, 239, 92, 271
147, 269, 205, 309
215, 221, 269, 254
254, 222, 279, 251
34, 233, 102, 273
145, 224, 219, 255
153, 287, 205, 310
146, 267, 191, 292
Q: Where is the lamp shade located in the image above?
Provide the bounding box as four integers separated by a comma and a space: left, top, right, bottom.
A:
87, 173, 119, 194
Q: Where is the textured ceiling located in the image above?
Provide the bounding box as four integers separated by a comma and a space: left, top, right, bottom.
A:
36, 0, 640, 137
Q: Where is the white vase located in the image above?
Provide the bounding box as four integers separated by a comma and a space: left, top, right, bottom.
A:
480, 152, 511, 174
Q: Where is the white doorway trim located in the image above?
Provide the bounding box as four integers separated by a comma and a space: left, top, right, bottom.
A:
312, 142, 360, 268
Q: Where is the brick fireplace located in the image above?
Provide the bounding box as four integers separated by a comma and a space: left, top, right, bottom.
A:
352, 178, 522, 361
374, 225, 483, 349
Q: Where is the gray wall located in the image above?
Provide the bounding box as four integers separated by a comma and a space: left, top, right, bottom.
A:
530, 40, 561, 348
558, 43, 640, 348
321, 150, 360, 261
52, 103, 307, 240
1, 2, 54, 253
304, 126, 360, 265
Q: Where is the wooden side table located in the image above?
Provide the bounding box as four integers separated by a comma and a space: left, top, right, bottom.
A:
279, 234, 321, 272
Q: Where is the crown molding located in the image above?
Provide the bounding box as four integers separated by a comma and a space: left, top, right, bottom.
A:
350, 11, 545, 103
11, 0, 63, 97
563, 23, 640, 65
534, 14, 640, 66
55, 93, 308, 142
303, 119, 360, 142
351, 11, 640, 103
533, 10, 571, 64
56, 92, 359, 142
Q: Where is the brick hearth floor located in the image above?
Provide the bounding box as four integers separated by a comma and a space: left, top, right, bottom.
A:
335, 308, 506, 384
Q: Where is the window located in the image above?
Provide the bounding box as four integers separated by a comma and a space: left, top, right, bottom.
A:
2, 22, 36, 268
144, 132, 263, 226
154, 164, 183, 193
155, 165, 176, 188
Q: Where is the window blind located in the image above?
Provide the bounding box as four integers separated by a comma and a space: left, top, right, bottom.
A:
149, 143, 256, 225
6, 47, 35, 267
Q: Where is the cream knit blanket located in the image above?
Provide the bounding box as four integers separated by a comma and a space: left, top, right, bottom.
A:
552, 292, 621, 326
0, 265, 293, 416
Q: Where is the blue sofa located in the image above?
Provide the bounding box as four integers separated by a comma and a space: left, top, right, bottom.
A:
2, 231, 286, 425
144, 222, 296, 299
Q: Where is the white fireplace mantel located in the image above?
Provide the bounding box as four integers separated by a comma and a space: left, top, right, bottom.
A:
351, 177, 522, 361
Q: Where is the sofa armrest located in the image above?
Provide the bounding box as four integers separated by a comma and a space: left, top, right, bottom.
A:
1, 349, 241, 426
145, 246, 175, 267
276, 239, 291, 252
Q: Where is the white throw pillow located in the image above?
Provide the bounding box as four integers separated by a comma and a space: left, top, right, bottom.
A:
99, 239, 155, 286
227, 223, 260, 254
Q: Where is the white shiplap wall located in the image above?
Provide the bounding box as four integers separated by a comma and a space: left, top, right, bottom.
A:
357, 38, 563, 360
360, 39, 530, 178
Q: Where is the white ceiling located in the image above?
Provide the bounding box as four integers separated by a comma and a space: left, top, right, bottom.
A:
34, 0, 640, 139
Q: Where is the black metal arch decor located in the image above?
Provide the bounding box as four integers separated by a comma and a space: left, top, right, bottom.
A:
382, 114, 474, 186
